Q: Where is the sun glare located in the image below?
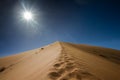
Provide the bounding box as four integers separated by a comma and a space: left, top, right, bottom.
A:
19, 2, 39, 26
23, 11, 33, 21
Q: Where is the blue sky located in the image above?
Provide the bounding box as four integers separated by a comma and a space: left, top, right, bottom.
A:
0, 0, 120, 57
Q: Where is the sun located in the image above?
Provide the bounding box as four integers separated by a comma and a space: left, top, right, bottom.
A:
19, 3, 39, 25
23, 11, 33, 21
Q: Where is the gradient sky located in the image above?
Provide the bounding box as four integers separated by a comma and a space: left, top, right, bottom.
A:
0, 0, 120, 57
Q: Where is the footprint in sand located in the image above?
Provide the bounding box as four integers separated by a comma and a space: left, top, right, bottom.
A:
48, 67, 66, 79
60, 76, 69, 80
54, 63, 61, 68
48, 71, 61, 79
80, 71, 100, 80
65, 64, 75, 71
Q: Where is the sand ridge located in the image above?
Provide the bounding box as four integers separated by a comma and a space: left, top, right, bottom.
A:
0, 41, 120, 80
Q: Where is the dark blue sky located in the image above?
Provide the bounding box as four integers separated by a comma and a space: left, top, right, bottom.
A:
0, 0, 120, 57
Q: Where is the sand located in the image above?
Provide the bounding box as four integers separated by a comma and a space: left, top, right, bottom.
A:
0, 41, 120, 80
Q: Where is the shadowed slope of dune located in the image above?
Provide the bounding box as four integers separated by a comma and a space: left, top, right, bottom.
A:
60, 42, 120, 80
0, 41, 120, 80
68, 43, 120, 64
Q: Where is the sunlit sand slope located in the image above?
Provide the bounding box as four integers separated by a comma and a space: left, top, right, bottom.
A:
0, 41, 120, 80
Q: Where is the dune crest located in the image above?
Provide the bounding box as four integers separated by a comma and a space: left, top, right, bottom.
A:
0, 41, 120, 80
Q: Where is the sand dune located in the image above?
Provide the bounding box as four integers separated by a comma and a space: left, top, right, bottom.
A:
0, 41, 120, 80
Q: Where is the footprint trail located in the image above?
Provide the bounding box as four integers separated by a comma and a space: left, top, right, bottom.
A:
48, 50, 101, 80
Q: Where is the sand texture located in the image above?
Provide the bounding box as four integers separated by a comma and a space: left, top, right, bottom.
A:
0, 41, 120, 80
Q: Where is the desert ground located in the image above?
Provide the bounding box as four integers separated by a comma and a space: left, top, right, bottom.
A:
0, 41, 120, 80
